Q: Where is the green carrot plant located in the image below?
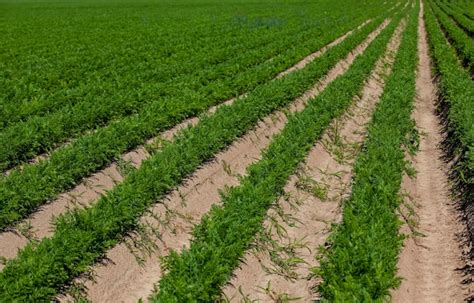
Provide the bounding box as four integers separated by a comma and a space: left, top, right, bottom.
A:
436, 0, 474, 34
317, 3, 419, 301
2, 0, 356, 127
429, 0, 474, 72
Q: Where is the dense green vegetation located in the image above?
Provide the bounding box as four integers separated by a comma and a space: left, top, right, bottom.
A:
0, 10, 393, 301
436, 0, 474, 34
0, 0, 394, 231
429, 0, 474, 72
0, 0, 392, 171
1, 0, 376, 126
424, 0, 474, 249
317, 3, 419, 301
153, 13, 403, 302
0, 25, 357, 229
445, 0, 474, 20
0, 12, 372, 170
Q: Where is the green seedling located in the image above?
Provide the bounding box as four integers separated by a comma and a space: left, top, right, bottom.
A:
296, 175, 328, 200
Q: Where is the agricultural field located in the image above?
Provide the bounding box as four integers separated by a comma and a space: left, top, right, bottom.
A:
0, 0, 472, 301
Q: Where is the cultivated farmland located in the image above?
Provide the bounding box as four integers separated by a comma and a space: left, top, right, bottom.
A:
0, 0, 472, 302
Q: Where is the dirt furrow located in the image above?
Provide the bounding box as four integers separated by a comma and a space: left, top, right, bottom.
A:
0, 20, 379, 268
392, 4, 471, 302
222, 20, 404, 303
57, 21, 391, 302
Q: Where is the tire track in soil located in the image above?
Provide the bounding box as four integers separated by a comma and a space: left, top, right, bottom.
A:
58, 21, 390, 303
0, 19, 374, 268
392, 3, 471, 302
222, 20, 405, 303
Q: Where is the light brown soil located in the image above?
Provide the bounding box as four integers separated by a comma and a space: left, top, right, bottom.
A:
0, 19, 381, 271
222, 21, 404, 302
391, 4, 471, 302
55, 20, 390, 302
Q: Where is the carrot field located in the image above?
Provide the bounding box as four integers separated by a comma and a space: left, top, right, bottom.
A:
0, 0, 472, 301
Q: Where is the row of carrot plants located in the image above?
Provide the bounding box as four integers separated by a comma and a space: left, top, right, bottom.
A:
436, 0, 474, 34
2, 2, 364, 129
429, 0, 474, 72
0, 14, 364, 170
0, 0, 334, 125
0, 0, 389, 135
0, 10, 386, 230
445, 0, 474, 20
154, 13, 403, 302
424, 0, 474, 248
0, 22, 308, 130
317, 2, 419, 301
0, 14, 396, 300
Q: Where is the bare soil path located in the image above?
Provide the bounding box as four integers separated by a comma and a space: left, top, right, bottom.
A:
392, 3, 471, 302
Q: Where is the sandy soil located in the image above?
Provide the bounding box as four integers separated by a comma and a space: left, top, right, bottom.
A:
54, 20, 390, 303
222, 20, 404, 302
391, 3, 471, 302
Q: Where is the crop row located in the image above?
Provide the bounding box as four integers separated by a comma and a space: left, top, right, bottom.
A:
0, 1, 390, 130
0, 22, 310, 130
446, 0, 474, 20
1, 3, 363, 129
429, 0, 474, 72
317, 2, 419, 301
154, 12, 403, 302
0, 12, 397, 301
0, 1, 320, 121
436, 0, 474, 34
0, 10, 371, 171
2, 0, 385, 105
424, 0, 474, 249
0, 7, 388, 231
